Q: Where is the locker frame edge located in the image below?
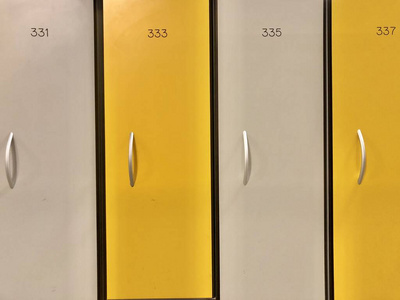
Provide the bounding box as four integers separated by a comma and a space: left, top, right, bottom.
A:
324, 0, 334, 299
94, 0, 107, 299
93, 0, 220, 299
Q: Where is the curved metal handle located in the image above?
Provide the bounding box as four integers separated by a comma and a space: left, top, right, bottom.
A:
5, 132, 17, 189
357, 129, 366, 185
129, 132, 135, 187
243, 131, 250, 185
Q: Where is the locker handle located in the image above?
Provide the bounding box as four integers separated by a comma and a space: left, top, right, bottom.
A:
243, 130, 250, 185
357, 129, 366, 185
129, 132, 136, 187
5, 132, 17, 189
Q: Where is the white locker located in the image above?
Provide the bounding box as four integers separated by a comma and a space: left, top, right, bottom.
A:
0, 1, 97, 299
218, 0, 325, 299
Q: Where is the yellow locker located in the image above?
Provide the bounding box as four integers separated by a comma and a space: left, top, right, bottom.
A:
332, 0, 400, 299
103, 0, 212, 298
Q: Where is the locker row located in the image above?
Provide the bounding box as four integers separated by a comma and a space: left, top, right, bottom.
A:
0, 0, 398, 299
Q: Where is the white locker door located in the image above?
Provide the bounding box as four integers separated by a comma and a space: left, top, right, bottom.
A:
0, 1, 97, 299
218, 0, 324, 299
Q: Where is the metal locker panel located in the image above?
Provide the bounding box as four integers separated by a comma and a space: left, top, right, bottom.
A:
103, 0, 213, 298
331, 0, 400, 299
0, 0, 97, 299
218, 0, 325, 299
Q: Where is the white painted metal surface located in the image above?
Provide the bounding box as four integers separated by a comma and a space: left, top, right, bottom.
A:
218, 0, 325, 299
0, 1, 97, 298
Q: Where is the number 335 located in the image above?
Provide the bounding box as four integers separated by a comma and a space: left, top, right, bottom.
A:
262, 28, 282, 37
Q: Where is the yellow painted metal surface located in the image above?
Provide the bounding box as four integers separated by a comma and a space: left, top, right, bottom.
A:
332, 0, 400, 299
104, 0, 212, 298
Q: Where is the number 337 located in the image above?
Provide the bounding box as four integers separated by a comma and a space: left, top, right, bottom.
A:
376, 26, 396, 35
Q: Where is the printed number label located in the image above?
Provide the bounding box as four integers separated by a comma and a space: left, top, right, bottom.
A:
31, 28, 49, 37
148, 29, 168, 38
262, 28, 282, 37
376, 26, 396, 36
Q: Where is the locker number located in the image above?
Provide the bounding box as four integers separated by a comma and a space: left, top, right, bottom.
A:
376, 26, 396, 36
31, 28, 49, 37
262, 28, 282, 37
148, 29, 168, 38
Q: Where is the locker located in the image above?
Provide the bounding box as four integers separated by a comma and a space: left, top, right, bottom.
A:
102, 0, 214, 299
0, 0, 97, 299
330, 0, 400, 299
218, 0, 325, 299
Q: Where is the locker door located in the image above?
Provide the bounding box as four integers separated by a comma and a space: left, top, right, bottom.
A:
332, 0, 400, 299
218, 0, 324, 299
103, 0, 213, 299
0, 1, 97, 299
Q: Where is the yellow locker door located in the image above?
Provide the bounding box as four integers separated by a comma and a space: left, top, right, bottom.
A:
332, 0, 400, 299
103, 0, 212, 299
